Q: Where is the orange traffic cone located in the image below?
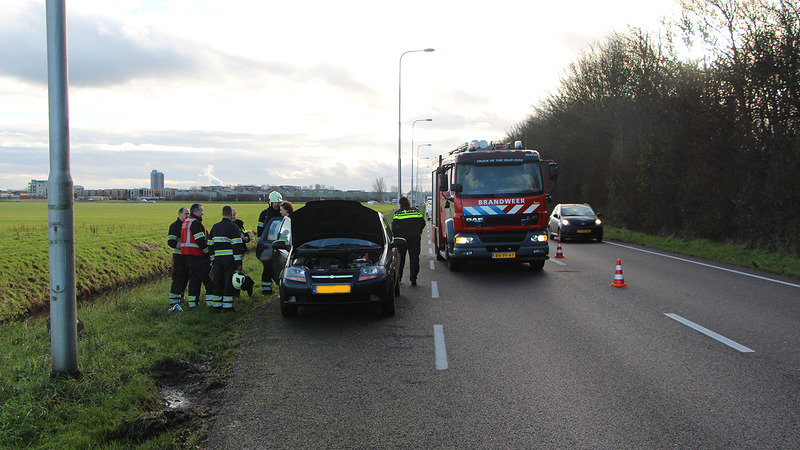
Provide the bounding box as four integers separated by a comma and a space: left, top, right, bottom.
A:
610, 258, 628, 287
555, 239, 564, 258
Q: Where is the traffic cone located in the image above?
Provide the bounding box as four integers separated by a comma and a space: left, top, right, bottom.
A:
555, 239, 564, 258
610, 258, 628, 287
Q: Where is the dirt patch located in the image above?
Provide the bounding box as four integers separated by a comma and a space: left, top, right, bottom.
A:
133, 243, 160, 253
113, 357, 226, 445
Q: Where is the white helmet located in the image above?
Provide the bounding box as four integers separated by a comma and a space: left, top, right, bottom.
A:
268, 191, 283, 203
232, 272, 245, 290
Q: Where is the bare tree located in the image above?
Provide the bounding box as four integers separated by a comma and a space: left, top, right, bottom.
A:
372, 178, 386, 200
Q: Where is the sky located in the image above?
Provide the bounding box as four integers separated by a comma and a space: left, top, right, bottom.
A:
0, 0, 682, 192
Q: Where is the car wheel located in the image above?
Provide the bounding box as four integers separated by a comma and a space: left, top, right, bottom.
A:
394, 276, 401, 296
530, 260, 545, 271
279, 287, 297, 317
381, 281, 396, 317
596, 234, 603, 242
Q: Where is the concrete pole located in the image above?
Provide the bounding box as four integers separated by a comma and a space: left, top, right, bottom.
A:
46, 0, 79, 378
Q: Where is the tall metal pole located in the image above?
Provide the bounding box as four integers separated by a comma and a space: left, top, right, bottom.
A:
411, 118, 432, 206
416, 143, 431, 205
46, 0, 79, 378
398, 48, 434, 203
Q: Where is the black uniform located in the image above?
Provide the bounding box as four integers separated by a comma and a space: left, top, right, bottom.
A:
209, 217, 245, 310
181, 214, 213, 307
256, 206, 282, 294
167, 217, 188, 305
391, 208, 426, 285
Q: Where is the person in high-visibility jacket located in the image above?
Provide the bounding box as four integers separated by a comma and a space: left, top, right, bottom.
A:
167, 206, 190, 306
256, 191, 283, 295
392, 196, 426, 286
208, 205, 245, 312
181, 203, 213, 307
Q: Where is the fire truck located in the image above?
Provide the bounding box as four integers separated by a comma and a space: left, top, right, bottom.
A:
430, 140, 558, 271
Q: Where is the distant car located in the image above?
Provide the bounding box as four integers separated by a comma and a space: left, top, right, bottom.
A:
549, 203, 603, 242
271, 200, 406, 317
425, 199, 432, 220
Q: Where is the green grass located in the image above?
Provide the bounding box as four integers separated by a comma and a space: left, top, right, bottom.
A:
0, 255, 269, 448
604, 227, 800, 279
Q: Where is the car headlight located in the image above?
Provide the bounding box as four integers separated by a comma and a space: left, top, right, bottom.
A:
455, 236, 474, 245
531, 234, 549, 242
561, 219, 570, 226
595, 219, 602, 225
285, 267, 307, 282
358, 265, 386, 281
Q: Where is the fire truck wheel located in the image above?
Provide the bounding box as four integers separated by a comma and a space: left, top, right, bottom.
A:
446, 252, 463, 271
530, 260, 545, 271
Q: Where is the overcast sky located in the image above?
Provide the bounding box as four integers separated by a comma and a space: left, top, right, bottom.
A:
0, 0, 681, 192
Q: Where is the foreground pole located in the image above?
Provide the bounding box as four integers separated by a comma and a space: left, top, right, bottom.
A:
46, 0, 79, 378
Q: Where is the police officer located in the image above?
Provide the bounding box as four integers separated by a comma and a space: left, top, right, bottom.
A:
209, 206, 245, 312
391, 196, 426, 286
256, 191, 283, 295
167, 206, 190, 307
181, 203, 213, 307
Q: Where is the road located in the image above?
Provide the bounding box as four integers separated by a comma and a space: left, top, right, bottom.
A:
208, 229, 800, 449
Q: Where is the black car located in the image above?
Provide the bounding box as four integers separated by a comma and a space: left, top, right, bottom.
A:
548, 203, 603, 242
271, 200, 406, 317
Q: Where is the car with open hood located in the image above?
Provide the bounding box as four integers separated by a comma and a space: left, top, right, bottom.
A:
271, 200, 406, 317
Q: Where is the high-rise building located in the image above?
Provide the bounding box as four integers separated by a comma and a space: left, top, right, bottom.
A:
150, 169, 164, 190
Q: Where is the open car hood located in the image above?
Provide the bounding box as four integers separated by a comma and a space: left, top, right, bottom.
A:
291, 200, 386, 248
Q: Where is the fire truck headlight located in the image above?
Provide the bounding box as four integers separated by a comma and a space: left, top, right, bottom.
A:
455, 236, 474, 245
531, 234, 548, 242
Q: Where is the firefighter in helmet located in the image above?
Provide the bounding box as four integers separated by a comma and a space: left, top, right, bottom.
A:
256, 191, 283, 295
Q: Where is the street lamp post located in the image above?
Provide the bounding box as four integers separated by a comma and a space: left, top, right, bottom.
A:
411, 118, 432, 205
415, 144, 432, 205
398, 48, 434, 203
417, 156, 434, 205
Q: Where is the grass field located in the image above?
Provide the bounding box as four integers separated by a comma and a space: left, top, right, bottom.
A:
0, 201, 288, 322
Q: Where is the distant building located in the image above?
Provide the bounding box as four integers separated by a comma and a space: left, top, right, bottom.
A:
150, 170, 164, 190
28, 179, 47, 198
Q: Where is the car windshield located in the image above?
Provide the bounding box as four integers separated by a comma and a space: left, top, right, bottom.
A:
562, 205, 595, 216
299, 238, 381, 249
456, 162, 543, 196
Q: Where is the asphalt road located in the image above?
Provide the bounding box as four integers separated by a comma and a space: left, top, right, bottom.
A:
208, 229, 800, 449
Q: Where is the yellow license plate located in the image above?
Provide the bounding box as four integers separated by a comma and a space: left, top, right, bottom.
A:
314, 284, 351, 294
493, 252, 515, 259
577, 229, 591, 233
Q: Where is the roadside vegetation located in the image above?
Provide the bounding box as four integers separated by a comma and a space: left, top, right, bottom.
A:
509, 0, 800, 255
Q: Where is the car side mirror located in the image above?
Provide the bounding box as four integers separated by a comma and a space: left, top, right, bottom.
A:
596, 212, 602, 218
438, 172, 449, 191
272, 240, 289, 250
390, 237, 407, 249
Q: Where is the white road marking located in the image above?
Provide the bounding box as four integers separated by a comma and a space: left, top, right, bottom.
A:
429, 260, 435, 270
605, 241, 800, 289
431, 281, 439, 298
434, 324, 449, 370
550, 258, 567, 266
665, 313, 755, 353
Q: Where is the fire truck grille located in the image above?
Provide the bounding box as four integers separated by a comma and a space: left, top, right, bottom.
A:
475, 213, 539, 228
478, 232, 527, 243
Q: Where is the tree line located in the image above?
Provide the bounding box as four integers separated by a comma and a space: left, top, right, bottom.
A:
508, 0, 799, 254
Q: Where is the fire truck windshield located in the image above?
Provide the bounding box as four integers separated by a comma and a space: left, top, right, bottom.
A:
456, 162, 543, 197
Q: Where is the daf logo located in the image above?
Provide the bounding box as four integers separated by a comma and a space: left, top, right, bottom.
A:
465, 217, 484, 223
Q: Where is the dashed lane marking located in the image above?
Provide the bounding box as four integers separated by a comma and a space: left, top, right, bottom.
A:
665, 313, 755, 353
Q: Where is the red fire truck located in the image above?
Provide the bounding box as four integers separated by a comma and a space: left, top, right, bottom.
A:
431, 140, 558, 271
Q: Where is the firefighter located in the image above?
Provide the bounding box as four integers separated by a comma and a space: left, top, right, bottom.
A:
256, 191, 283, 295
209, 205, 245, 312
181, 203, 213, 307
167, 206, 190, 307
392, 196, 426, 286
